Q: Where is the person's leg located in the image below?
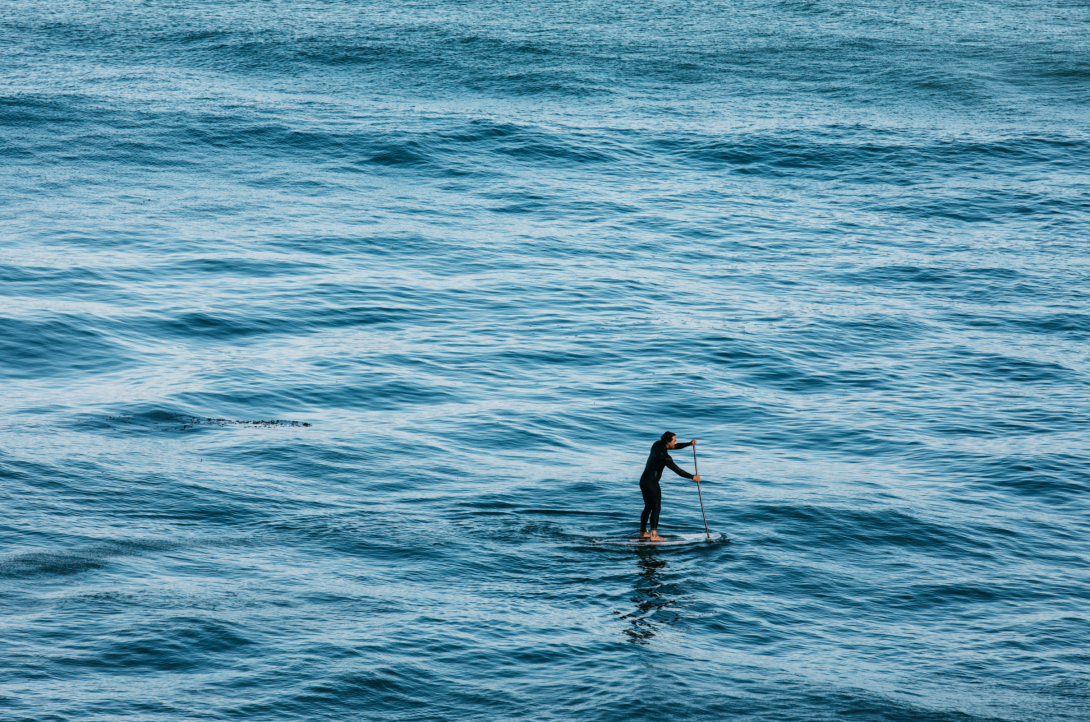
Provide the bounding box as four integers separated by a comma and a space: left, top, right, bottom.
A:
642, 481, 664, 541
648, 488, 664, 540
639, 480, 656, 537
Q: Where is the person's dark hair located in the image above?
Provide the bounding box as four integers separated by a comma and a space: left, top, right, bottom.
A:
660, 431, 676, 443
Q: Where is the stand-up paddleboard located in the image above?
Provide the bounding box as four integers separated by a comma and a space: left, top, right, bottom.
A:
597, 532, 724, 547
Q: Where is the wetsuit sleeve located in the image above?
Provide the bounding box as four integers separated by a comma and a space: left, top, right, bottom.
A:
664, 456, 694, 479
673, 441, 693, 450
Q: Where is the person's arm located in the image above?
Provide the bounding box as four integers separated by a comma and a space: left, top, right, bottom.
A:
664, 455, 694, 479
673, 440, 694, 450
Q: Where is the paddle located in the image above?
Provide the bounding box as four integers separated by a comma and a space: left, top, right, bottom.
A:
693, 444, 710, 540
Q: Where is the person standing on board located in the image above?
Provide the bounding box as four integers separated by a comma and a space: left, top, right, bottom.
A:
639, 432, 699, 541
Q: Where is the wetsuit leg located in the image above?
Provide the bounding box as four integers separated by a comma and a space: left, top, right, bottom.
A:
639, 479, 662, 531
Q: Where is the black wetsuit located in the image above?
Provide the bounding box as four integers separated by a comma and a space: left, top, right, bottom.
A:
639, 440, 694, 532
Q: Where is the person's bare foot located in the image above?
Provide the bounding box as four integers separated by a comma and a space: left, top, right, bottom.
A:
638, 530, 650, 540
649, 531, 666, 542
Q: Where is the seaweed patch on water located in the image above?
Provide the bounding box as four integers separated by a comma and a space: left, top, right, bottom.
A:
74, 412, 313, 434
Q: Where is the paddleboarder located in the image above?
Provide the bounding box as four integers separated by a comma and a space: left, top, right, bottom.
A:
639, 432, 699, 541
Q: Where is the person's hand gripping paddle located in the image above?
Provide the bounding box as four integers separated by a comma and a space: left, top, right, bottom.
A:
693, 443, 710, 541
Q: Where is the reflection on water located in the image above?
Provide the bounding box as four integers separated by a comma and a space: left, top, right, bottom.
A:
614, 548, 681, 644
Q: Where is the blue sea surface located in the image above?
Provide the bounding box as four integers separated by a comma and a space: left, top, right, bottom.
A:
2, 1, 1089, 719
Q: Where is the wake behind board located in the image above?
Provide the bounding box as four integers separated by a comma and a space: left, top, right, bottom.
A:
597, 532, 723, 547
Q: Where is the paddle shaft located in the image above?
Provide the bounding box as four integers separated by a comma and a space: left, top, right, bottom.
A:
693, 446, 710, 540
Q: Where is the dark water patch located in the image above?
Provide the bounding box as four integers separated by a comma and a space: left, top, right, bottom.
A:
155, 310, 301, 342
440, 414, 578, 452
299, 41, 416, 69
883, 579, 1071, 611
521, 508, 623, 517
0, 550, 108, 579
182, 118, 356, 156
922, 413, 1077, 440
489, 192, 640, 219
169, 255, 328, 279
458, 517, 576, 545
178, 376, 468, 413
961, 267, 1024, 280
220, 440, 384, 485
10, 99, 641, 181
879, 189, 1090, 224
288, 665, 500, 720
744, 503, 991, 558
163, 24, 617, 99
0, 315, 136, 380
0, 262, 150, 301
472, 69, 613, 99
169, 114, 507, 177
364, 139, 441, 169
828, 265, 1054, 307
0, 537, 188, 580
939, 349, 1083, 386
255, 512, 450, 563
467, 121, 636, 167
264, 232, 442, 258
838, 264, 966, 287
960, 454, 1089, 501
808, 315, 934, 354
1017, 52, 1090, 87
659, 132, 1090, 180
306, 303, 427, 329
0, 94, 74, 124
716, 350, 878, 396
1009, 312, 1090, 340
60, 617, 257, 674
778, 687, 1016, 722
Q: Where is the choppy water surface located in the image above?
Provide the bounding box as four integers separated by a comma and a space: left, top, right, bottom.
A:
2, 1, 1089, 719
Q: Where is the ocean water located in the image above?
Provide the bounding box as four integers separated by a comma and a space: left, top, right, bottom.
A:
2, 0, 1089, 719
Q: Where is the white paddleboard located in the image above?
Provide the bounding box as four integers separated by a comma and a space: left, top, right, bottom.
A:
597, 532, 724, 547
